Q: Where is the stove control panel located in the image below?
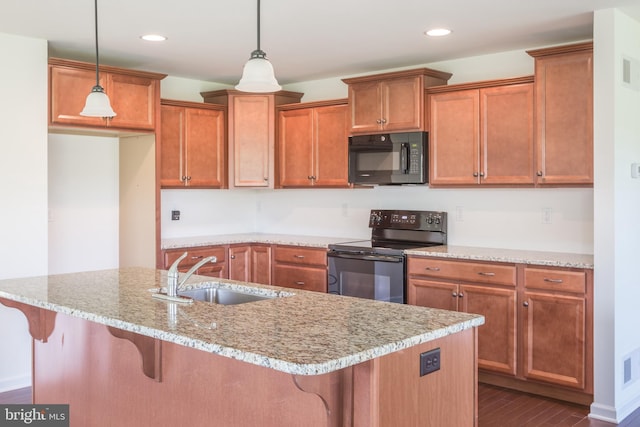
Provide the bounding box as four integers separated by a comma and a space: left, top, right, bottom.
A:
369, 210, 447, 232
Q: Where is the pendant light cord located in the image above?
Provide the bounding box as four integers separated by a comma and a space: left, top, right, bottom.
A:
93, 0, 100, 87
256, 0, 261, 52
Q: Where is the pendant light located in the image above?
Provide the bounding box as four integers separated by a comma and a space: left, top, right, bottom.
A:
235, 0, 282, 93
80, 0, 116, 117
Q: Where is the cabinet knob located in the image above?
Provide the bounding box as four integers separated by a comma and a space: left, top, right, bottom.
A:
458, 292, 464, 298
452, 292, 458, 297
181, 176, 187, 182
523, 301, 529, 307
473, 172, 479, 177
536, 171, 543, 177
380, 118, 387, 124
479, 172, 485, 177
230, 255, 235, 259
186, 176, 192, 181
376, 119, 382, 124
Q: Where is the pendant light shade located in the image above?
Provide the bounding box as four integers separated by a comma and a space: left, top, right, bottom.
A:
80, 0, 116, 117
235, 0, 281, 93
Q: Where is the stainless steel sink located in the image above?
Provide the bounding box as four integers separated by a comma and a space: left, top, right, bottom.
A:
178, 287, 275, 305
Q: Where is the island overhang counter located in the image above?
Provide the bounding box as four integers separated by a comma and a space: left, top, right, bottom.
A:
0, 267, 484, 427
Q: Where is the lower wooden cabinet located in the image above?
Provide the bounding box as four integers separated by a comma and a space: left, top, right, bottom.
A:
407, 257, 517, 376
521, 267, 590, 391
163, 246, 227, 278
272, 245, 328, 292
228, 244, 272, 285
407, 255, 593, 403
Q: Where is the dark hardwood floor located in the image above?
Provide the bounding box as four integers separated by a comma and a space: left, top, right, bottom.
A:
1, 384, 639, 426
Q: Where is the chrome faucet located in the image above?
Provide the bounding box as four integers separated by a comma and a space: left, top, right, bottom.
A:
166, 252, 217, 297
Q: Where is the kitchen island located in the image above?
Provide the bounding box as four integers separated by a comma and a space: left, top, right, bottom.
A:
0, 268, 483, 426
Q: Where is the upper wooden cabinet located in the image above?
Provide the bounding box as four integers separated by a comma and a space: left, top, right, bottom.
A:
527, 42, 593, 186
160, 100, 226, 188
277, 100, 349, 188
49, 58, 166, 132
342, 68, 451, 134
428, 77, 535, 186
201, 90, 303, 188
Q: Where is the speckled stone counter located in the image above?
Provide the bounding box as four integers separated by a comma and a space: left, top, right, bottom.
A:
0, 268, 483, 375
405, 245, 594, 269
161, 233, 361, 250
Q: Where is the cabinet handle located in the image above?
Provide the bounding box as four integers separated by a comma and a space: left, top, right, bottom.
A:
543, 278, 564, 284
186, 176, 192, 181
473, 172, 479, 177
294, 281, 305, 286
294, 255, 305, 259
230, 255, 235, 259
452, 292, 458, 297
479, 172, 485, 177
190, 255, 204, 260
264, 177, 269, 182
381, 118, 387, 124
424, 267, 440, 271
478, 272, 495, 276
536, 171, 543, 177
523, 301, 529, 307
181, 176, 187, 182
458, 292, 464, 298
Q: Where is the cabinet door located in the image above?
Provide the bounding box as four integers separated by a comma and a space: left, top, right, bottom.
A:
348, 81, 383, 134
382, 76, 422, 131
459, 284, 517, 376
481, 84, 534, 184
229, 245, 252, 282
429, 90, 480, 185
230, 95, 273, 187
251, 245, 272, 285
522, 291, 586, 389
160, 105, 186, 187
50, 66, 106, 127
313, 104, 349, 186
278, 109, 314, 187
534, 50, 593, 185
108, 73, 156, 130
407, 278, 459, 311
185, 108, 225, 188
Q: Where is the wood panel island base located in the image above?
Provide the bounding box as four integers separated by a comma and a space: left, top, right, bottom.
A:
0, 268, 483, 427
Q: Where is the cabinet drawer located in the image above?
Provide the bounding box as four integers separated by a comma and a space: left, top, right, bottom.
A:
164, 246, 227, 268
272, 265, 327, 292
407, 257, 516, 286
524, 268, 586, 294
273, 246, 327, 266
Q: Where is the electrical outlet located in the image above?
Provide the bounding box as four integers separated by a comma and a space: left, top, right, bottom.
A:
631, 163, 640, 179
542, 207, 552, 224
171, 210, 180, 221
420, 348, 441, 376
455, 206, 464, 222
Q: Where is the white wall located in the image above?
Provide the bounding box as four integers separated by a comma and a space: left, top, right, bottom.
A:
161, 46, 594, 254
0, 32, 48, 392
48, 133, 120, 273
592, 9, 640, 423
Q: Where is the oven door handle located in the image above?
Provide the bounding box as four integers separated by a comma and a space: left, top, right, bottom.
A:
329, 252, 404, 263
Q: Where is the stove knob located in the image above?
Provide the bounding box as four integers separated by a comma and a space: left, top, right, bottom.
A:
435, 216, 441, 225
427, 216, 433, 224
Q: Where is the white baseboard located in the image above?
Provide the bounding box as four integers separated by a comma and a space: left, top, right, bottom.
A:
590, 393, 640, 424
0, 375, 31, 394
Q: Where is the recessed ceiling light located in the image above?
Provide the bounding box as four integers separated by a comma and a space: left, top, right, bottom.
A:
425, 28, 451, 37
141, 34, 167, 42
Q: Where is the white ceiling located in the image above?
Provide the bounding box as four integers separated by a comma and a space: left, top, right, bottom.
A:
2, 0, 640, 85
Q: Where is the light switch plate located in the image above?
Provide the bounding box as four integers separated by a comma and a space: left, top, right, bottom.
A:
631, 163, 640, 179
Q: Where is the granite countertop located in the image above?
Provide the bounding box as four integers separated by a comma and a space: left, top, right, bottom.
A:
163, 233, 594, 269
161, 233, 362, 250
0, 268, 484, 376
405, 245, 594, 269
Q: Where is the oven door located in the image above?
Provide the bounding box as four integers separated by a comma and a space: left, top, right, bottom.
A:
327, 251, 405, 303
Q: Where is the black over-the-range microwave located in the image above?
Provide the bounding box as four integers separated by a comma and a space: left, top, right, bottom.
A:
348, 131, 428, 185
